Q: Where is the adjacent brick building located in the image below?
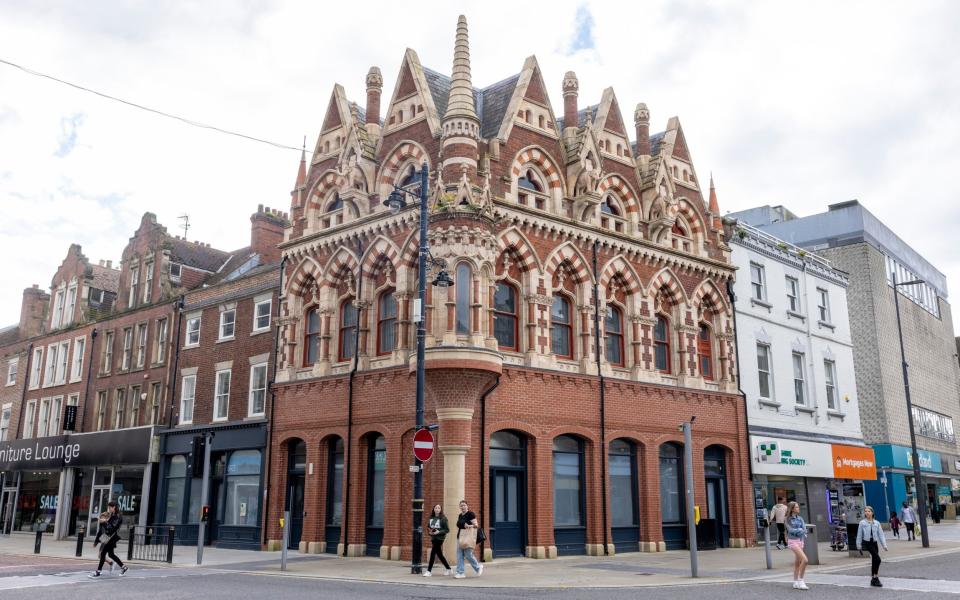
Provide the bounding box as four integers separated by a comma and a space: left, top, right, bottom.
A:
267, 15, 752, 562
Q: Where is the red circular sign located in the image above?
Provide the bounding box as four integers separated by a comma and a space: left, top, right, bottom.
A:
413, 429, 435, 462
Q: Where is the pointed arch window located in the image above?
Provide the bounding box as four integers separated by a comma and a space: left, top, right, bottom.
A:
600, 197, 620, 216
698, 323, 713, 380
377, 290, 397, 355
551, 294, 573, 359
517, 168, 547, 210
653, 315, 671, 373
304, 307, 320, 366
493, 282, 519, 351
326, 194, 343, 212
604, 306, 624, 367
400, 165, 418, 188
455, 263, 471, 335
338, 299, 358, 362
518, 170, 543, 192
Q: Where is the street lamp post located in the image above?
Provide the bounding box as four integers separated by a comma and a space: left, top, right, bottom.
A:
891, 272, 930, 548
383, 163, 452, 574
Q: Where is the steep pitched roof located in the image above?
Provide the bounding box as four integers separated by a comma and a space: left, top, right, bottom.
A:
479, 74, 520, 138
168, 238, 231, 273
556, 104, 599, 130
89, 264, 120, 293
649, 131, 666, 156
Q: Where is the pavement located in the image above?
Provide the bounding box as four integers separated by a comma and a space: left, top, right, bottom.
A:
1, 520, 959, 590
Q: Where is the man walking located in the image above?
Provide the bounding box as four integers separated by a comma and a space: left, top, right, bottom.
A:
901, 501, 917, 541
89, 501, 128, 578
771, 497, 789, 549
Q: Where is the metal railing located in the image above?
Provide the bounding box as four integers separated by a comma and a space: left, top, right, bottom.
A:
127, 525, 175, 563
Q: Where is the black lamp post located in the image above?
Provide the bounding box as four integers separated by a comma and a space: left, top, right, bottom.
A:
891, 271, 930, 548
383, 163, 452, 574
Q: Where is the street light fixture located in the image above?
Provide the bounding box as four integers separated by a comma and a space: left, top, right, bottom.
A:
891, 272, 930, 548
381, 163, 451, 573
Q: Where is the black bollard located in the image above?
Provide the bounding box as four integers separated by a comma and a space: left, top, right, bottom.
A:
76, 526, 86, 557
34, 530, 42, 554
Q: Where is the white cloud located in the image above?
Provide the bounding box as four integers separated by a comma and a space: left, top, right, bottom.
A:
1, 0, 959, 331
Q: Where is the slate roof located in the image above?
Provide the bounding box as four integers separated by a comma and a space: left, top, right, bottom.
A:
556, 105, 599, 130
89, 263, 120, 294
422, 67, 520, 140
203, 247, 257, 285
0, 325, 20, 347
649, 131, 665, 156
168, 237, 231, 273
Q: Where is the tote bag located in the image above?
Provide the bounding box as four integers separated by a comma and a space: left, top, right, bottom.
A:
458, 526, 478, 549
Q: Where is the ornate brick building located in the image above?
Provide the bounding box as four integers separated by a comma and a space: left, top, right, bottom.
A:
268, 16, 751, 560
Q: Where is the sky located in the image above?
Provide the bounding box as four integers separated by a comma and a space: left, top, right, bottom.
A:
1, 0, 959, 328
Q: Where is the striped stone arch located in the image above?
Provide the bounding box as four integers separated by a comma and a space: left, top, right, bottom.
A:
399, 230, 420, 268
306, 170, 347, 212
287, 257, 323, 298
498, 228, 542, 273
647, 267, 688, 307
511, 146, 564, 192
691, 279, 728, 314
599, 255, 643, 295
597, 174, 640, 215
545, 242, 592, 284
675, 198, 707, 236
321, 246, 360, 288
377, 141, 430, 193
361, 236, 401, 276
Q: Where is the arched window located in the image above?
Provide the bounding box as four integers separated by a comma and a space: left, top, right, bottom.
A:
400, 165, 418, 188
338, 299, 358, 361
653, 315, 670, 373
517, 170, 543, 192
455, 264, 471, 335
659, 442, 685, 549
490, 430, 523, 466
608, 439, 638, 533
493, 282, 519, 351
377, 291, 397, 355
398, 109, 404, 123
671, 221, 687, 237
326, 194, 343, 212
605, 306, 624, 367
365, 434, 386, 556
290, 439, 307, 471
304, 307, 320, 366
524, 109, 531, 123
326, 438, 344, 526
551, 294, 573, 359
600, 197, 621, 216
698, 323, 713, 380
538, 115, 545, 128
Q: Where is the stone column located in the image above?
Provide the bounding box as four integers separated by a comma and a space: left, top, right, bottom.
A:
436, 408, 473, 561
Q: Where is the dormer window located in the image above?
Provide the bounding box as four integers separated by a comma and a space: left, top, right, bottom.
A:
169, 262, 182, 281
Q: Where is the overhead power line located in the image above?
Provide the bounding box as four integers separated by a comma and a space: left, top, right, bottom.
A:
0, 56, 309, 154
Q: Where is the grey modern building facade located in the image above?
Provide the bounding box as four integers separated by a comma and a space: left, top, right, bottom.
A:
730, 200, 960, 522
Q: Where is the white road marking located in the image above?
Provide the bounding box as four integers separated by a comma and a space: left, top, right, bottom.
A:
764, 573, 960, 594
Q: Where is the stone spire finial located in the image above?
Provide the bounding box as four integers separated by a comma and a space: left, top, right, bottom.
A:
562, 71, 579, 130
634, 102, 649, 124
444, 15, 478, 122
366, 66, 383, 89
708, 173, 722, 229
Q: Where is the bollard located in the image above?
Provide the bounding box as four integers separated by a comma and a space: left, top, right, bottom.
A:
166, 527, 175, 563
34, 531, 42, 554
127, 527, 135, 561
763, 521, 772, 569
76, 526, 86, 557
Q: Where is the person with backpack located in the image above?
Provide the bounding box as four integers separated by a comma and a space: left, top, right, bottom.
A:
89, 501, 127, 578
422, 504, 451, 577
454, 500, 482, 579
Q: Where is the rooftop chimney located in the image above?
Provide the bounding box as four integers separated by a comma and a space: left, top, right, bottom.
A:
562, 71, 579, 132
251, 206, 289, 264
20, 285, 49, 338
634, 103, 650, 157
365, 66, 383, 138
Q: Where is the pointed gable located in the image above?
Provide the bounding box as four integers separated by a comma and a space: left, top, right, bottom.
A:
603, 96, 627, 136
590, 88, 634, 164
523, 67, 547, 104
321, 93, 343, 132
672, 126, 691, 162
396, 60, 418, 98
312, 85, 356, 163
495, 56, 561, 141
382, 49, 443, 137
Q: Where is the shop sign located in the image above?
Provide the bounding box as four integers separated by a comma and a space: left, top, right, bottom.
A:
751, 437, 834, 478
831, 444, 877, 480
873, 444, 942, 473
0, 427, 155, 471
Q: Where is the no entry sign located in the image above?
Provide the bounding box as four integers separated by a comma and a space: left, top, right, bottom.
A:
413, 429, 435, 462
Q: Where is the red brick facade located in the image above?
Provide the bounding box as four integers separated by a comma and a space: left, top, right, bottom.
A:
268, 16, 750, 561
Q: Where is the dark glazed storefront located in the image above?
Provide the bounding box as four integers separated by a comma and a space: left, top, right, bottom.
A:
157, 421, 266, 550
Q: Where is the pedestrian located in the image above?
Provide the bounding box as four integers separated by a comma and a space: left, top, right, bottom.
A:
422, 504, 452, 577
771, 496, 789, 549
93, 512, 116, 573
856, 506, 888, 587
454, 500, 482, 579
889, 512, 901, 539
901, 501, 917, 541
89, 501, 127, 578
785, 501, 809, 590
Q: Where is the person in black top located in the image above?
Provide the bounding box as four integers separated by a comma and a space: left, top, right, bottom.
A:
454, 500, 482, 579
89, 501, 127, 578
422, 504, 451, 577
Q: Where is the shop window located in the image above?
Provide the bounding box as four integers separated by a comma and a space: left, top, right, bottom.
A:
224, 450, 261, 526
304, 307, 320, 366
339, 299, 358, 361
551, 295, 573, 359
366, 435, 386, 529
552, 435, 584, 527
327, 438, 345, 526
493, 282, 519, 351
455, 264, 471, 335
659, 443, 684, 524
165, 455, 187, 524
654, 315, 671, 373
609, 439, 638, 528
605, 306, 624, 367
377, 291, 397, 355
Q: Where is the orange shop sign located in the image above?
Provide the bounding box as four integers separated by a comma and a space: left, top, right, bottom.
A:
831, 444, 877, 480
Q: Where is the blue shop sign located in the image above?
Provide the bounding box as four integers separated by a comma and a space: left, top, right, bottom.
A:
873, 444, 941, 473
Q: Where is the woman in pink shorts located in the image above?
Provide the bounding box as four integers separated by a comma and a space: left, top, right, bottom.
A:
785, 501, 808, 590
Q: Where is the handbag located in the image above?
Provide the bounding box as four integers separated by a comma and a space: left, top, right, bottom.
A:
477, 527, 486, 544
458, 526, 478, 549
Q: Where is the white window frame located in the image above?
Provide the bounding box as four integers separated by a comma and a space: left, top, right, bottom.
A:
51, 289, 65, 329
129, 385, 141, 428
114, 388, 126, 430
70, 337, 86, 383
30, 347, 43, 389
65, 283, 77, 325
155, 318, 169, 363
185, 315, 201, 347
136, 323, 148, 368
213, 369, 231, 422
96, 390, 107, 431
66, 393, 78, 433
55, 341, 69, 385
150, 382, 162, 425
817, 288, 831, 323
121, 327, 133, 370
143, 262, 154, 304
43, 343, 58, 387
180, 375, 196, 425
101, 331, 114, 374
253, 298, 272, 333
128, 265, 140, 308
23, 399, 36, 439
219, 309, 236, 341
785, 276, 800, 313
49, 395, 63, 436
0, 402, 11, 441
750, 263, 766, 301
248, 362, 268, 417
38, 398, 50, 437
824, 359, 838, 411
6, 357, 18, 386
756, 343, 773, 402
792, 352, 807, 406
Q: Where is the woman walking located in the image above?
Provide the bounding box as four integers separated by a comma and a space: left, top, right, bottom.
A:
785, 501, 809, 590
89, 501, 127, 578
422, 504, 451, 577
856, 506, 888, 587
454, 500, 482, 579
902, 501, 917, 541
